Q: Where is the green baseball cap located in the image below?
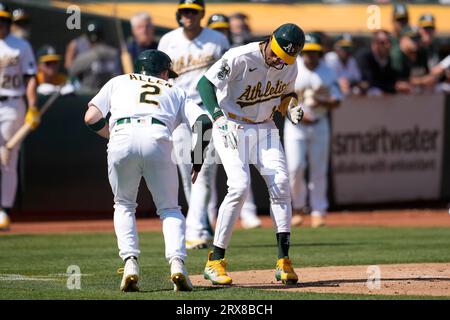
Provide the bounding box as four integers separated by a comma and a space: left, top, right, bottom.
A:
418, 13, 435, 29
37, 45, 61, 63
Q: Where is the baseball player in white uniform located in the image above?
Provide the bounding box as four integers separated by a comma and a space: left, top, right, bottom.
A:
284, 33, 342, 228
84, 49, 213, 292
158, 0, 260, 250
0, 3, 39, 231
198, 23, 305, 285
207, 13, 261, 230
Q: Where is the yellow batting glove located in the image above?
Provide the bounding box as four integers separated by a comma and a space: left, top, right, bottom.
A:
25, 106, 41, 130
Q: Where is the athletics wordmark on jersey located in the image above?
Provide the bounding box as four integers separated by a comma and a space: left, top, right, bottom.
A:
0, 53, 20, 68
237, 80, 288, 108
172, 53, 216, 76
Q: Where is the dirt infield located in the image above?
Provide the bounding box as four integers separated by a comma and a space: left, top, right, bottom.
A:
2, 209, 449, 298
191, 263, 450, 297
3, 209, 450, 235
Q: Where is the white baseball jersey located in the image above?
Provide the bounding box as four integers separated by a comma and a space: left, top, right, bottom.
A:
324, 51, 361, 84
89, 73, 206, 134
204, 42, 298, 123
158, 27, 229, 104
295, 57, 342, 120
0, 34, 36, 96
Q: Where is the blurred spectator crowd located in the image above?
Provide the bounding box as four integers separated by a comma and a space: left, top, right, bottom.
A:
14, 2, 450, 96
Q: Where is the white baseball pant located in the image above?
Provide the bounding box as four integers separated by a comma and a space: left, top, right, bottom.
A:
108, 120, 186, 262
0, 98, 26, 208
212, 120, 291, 249
173, 129, 259, 242
172, 123, 192, 204
284, 117, 330, 216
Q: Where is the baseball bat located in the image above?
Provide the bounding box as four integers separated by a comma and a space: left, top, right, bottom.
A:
6, 90, 61, 151
113, 1, 134, 74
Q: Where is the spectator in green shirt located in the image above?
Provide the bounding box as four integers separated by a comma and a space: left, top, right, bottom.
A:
390, 26, 434, 93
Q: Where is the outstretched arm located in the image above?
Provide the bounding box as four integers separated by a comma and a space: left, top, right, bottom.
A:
197, 75, 240, 149
197, 76, 223, 120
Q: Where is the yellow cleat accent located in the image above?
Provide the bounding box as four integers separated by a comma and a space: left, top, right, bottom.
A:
275, 258, 298, 285
203, 252, 233, 285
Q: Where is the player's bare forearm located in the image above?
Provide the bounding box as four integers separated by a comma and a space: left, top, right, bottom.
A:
85, 105, 109, 139
96, 125, 110, 139
25, 76, 38, 108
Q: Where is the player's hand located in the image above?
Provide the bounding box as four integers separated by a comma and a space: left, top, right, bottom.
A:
25, 106, 41, 130
286, 98, 304, 125
214, 116, 240, 149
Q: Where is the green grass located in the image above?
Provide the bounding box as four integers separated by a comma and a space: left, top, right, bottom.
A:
0, 227, 449, 300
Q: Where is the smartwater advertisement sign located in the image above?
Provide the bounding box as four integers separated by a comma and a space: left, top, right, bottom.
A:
331, 94, 445, 204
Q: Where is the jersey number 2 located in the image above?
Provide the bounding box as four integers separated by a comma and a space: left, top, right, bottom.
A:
140, 84, 160, 106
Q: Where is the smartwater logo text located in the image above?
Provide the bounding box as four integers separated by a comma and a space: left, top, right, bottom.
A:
332, 126, 439, 156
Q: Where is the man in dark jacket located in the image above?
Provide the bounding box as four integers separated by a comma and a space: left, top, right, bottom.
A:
356, 30, 403, 94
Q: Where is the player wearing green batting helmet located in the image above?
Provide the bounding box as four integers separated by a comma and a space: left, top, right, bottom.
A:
135, 49, 178, 78
270, 23, 305, 65
262, 23, 304, 70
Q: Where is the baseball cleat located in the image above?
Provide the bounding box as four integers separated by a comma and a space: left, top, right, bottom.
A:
0, 210, 10, 231
170, 257, 193, 292
118, 256, 139, 292
275, 258, 298, 285
186, 238, 213, 250
311, 215, 326, 228
203, 251, 233, 285
241, 215, 262, 229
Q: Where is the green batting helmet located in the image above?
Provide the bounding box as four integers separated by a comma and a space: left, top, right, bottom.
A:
270, 23, 305, 65
135, 49, 178, 78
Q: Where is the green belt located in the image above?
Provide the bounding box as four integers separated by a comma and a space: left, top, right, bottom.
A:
116, 117, 166, 127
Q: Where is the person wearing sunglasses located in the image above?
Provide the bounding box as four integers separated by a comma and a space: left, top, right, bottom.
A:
197, 23, 305, 286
